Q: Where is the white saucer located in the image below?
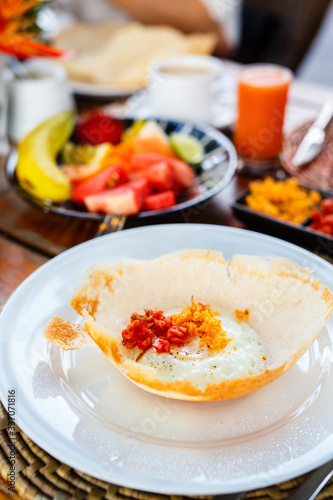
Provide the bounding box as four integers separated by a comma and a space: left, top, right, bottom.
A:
126, 89, 236, 129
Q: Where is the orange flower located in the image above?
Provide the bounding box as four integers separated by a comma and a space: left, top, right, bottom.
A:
0, 0, 40, 23
0, 0, 69, 59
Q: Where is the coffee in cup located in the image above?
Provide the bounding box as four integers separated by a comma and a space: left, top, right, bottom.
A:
148, 55, 224, 122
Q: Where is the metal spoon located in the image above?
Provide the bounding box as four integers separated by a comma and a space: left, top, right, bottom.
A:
287, 458, 333, 500
212, 458, 333, 500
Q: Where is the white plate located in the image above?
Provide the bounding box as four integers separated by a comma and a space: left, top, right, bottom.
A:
69, 79, 141, 98
126, 90, 236, 129
0, 224, 333, 496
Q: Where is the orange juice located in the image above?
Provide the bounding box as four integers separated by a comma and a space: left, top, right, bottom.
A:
234, 65, 293, 159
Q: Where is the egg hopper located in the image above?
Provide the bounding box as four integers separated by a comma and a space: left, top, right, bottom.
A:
43, 249, 333, 401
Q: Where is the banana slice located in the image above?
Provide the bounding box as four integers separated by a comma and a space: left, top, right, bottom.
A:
16, 111, 75, 202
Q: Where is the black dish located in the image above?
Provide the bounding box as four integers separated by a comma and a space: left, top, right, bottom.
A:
231, 190, 333, 256
6, 118, 238, 221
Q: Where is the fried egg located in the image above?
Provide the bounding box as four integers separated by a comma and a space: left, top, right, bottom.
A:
43, 249, 333, 401
127, 309, 266, 391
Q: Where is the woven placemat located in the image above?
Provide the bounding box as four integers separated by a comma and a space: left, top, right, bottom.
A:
0, 401, 332, 500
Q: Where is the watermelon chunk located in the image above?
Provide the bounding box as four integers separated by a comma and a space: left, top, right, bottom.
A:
130, 152, 168, 171
84, 185, 143, 215
125, 178, 152, 199
130, 153, 195, 189
143, 191, 176, 211
129, 162, 173, 191
71, 164, 127, 205
167, 158, 195, 188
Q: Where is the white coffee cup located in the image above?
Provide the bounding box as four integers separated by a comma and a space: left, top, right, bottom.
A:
7, 59, 75, 143
148, 55, 224, 122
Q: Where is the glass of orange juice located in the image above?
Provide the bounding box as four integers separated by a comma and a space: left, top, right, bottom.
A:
234, 64, 293, 160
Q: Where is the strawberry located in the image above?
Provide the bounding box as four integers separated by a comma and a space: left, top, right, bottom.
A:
75, 111, 124, 145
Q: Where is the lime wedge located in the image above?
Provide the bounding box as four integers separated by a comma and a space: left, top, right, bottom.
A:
170, 133, 204, 164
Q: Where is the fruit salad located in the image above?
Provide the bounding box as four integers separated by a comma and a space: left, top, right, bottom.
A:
16, 110, 201, 216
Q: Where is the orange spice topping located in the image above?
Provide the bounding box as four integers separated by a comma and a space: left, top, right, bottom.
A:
172, 299, 231, 352
235, 308, 250, 321
122, 299, 232, 354
245, 177, 321, 224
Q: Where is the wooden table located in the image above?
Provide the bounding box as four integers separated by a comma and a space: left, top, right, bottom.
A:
1, 63, 333, 498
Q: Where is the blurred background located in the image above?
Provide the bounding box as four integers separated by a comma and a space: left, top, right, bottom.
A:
37, 0, 333, 85
229, 0, 333, 85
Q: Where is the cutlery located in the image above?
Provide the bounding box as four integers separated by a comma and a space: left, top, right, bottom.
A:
96, 214, 126, 237
212, 458, 333, 500
287, 458, 333, 500
292, 101, 333, 167
212, 492, 246, 500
